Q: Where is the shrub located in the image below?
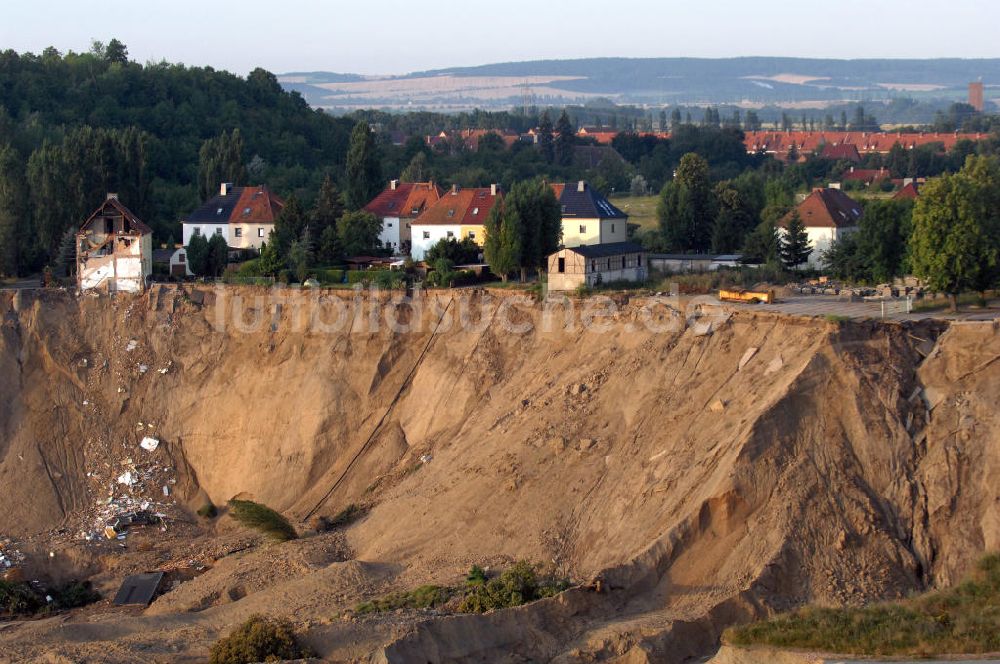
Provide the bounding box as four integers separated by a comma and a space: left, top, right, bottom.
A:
227, 499, 297, 542
0, 580, 45, 616
458, 561, 569, 613
49, 580, 100, 610
209, 615, 304, 664
354, 585, 451, 615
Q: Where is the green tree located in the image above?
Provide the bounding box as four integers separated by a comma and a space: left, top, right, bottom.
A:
258, 241, 284, 276
338, 210, 382, 256
0, 144, 26, 276
206, 233, 229, 277
909, 156, 1000, 310
345, 121, 382, 210
554, 110, 575, 167
856, 199, 913, 283
779, 211, 812, 269
186, 232, 210, 276
104, 39, 129, 65
401, 151, 429, 182
657, 153, 714, 252
483, 179, 559, 282
426, 237, 481, 264
311, 174, 344, 237
270, 195, 307, 259
198, 130, 246, 201
741, 220, 779, 265
537, 111, 555, 164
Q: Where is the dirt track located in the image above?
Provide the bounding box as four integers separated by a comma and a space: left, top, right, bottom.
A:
0, 286, 997, 662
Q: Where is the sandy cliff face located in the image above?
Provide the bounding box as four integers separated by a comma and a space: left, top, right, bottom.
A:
0, 287, 996, 662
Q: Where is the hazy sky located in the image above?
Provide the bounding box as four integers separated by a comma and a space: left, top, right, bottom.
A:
2, 0, 995, 75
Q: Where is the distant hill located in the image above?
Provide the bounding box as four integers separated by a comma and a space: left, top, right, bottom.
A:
279, 57, 1000, 111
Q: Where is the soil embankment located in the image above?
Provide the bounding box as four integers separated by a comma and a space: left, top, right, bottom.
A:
0, 286, 997, 662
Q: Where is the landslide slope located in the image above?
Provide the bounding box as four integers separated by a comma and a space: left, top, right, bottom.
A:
0, 287, 996, 663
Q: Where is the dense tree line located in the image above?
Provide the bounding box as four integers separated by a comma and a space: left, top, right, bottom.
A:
0, 41, 355, 276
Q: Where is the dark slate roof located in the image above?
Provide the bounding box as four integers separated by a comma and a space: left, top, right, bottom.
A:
113, 572, 164, 606
184, 186, 284, 224
552, 182, 627, 220
567, 241, 645, 258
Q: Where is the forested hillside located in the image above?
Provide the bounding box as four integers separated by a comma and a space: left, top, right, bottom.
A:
0, 40, 355, 275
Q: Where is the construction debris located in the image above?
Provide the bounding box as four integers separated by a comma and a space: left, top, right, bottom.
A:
140, 437, 160, 452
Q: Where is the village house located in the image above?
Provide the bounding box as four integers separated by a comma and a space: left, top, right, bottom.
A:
552, 181, 629, 247
182, 183, 284, 251
547, 241, 647, 291
410, 185, 501, 261
76, 194, 153, 293
781, 188, 862, 268
363, 180, 443, 253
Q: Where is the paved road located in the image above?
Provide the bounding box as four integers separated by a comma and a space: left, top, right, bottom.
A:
729, 295, 999, 322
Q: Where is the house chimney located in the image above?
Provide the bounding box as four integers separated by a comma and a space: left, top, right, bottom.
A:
490, 183, 497, 196
577, 180, 586, 192
451, 184, 458, 195
106, 193, 118, 201
390, 179, 398, 191
220, 182, 234, 196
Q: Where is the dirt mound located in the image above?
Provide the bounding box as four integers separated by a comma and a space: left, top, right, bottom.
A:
0, 287, 997, 662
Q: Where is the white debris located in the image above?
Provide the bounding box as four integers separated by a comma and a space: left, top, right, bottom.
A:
138, 364, 149, 374
139, 437, 160, 452
125, 339, 138, 352
117, 471, 137, 486
158, 367, 169, 374
162, 485, 170, 497
420, 454, 433, 464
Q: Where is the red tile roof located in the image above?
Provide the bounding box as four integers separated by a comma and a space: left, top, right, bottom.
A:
232, 186, 284, 224
745, 131, 986, 159
782, 188, 863, 229
364, 182, 442, 218
819, 143, 862, 162
842, 167, 890, 183
414, 186, 502, 226
894, 182, 921, 200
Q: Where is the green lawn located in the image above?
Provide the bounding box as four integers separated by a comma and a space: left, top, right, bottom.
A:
610, 195, 659, 232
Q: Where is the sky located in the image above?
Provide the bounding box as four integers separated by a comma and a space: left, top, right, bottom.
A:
2, 0, 997, 76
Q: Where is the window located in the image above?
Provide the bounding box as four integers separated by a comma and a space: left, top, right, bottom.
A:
216, 207, 224, 216
177, 252, 185, 263
423, 231, 430, 239
387, 222, 393, 228
621, 256, 626, 269
193, 228, 202, 236
591, 260, 596, 272
258, 228, 265, 237
472, 207, 479, 215
234, 227, 243, 238
557, 257, 565, 273
243, 207, 251, 216
467, 231, 476, 239
215, 228, 223, 236
579, 225, 586, 233
611, 224, 615, 233
447, 209, 455, 218
446, 231, 454, 238
638, 254, 642, 267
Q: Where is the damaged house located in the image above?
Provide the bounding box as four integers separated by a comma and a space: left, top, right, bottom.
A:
76, 194, 153, 293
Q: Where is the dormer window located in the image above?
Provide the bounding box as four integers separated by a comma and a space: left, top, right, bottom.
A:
447, 209, 455, 218
243, 207, 251, 216
472, 207, 479, 215
216, 207, 224, 215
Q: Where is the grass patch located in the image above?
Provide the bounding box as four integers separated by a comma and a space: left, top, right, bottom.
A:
352, 561, 571, 617
354, 585, 452, 615
911, 292, 994, 313
209, 614, 306, 664
724, 553, 1000, 656
227, 499, 297, 542
824, 314, 851, 323
611, 194, 659, 232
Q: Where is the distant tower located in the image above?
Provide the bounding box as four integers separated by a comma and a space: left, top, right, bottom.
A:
969, 80, 985, 112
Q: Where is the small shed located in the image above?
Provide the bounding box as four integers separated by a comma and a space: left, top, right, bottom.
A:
648, 254, 714, 274
547, 241, 647, 291
169, 248, 193, 277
